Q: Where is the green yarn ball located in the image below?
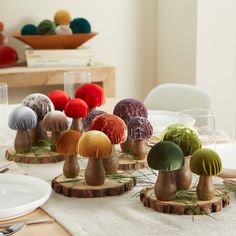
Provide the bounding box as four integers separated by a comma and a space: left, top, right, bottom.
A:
38, 19, 55, 35
70, 18, 91, 34
161, 123, 201, 156
147, 141, 184, 171
190, 148, 222, 176
21, 24, 38, 35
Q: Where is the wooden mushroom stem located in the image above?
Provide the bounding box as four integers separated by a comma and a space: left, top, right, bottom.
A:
196, 175, 215, 200
85, 158, 105, 186
131, 140, 147, 160
70, 118, 83, 132
154, 170, 177, 201
102, 145, 119, 174
120, 139, 134, 153
29, 120, 47, 145
14, 130, 31, 153
63, 155, 80, 178
174, 155, 192, 190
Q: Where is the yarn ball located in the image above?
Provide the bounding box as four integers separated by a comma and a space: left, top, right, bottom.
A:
82, 110, 106, 131
21, 24, 38, 35
55, 25, 72, 35
47, 90, 70, 111
75, 83, 105, 109
22, 93, 54, 120
70, 18, 91, 34
38, 19, 55, 35
54, 9, 71, 26
64, 98, 89, 119
113, 98, 148, 124
89, 113, 127, 144
0, 45, 18, 68
8, 106, 38, 130
127, 117, 153, 140
0, 33, 8, 45
0, 22, 4, 32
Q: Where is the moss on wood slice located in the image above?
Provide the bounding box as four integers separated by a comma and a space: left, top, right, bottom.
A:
140, 187, 230, 215
5, 146, 65, 164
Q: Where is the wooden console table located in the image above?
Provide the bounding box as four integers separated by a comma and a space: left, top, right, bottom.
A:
0, 64, 115, 102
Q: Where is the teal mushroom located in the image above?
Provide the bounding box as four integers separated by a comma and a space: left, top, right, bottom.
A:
190, 148, 222, 201
161, 123, 201, 190
147, 141, 184, 201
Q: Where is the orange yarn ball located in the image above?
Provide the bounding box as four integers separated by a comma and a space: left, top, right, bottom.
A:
54, 10, 71, 26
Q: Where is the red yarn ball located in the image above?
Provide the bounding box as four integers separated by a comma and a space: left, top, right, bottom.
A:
48, 90, 70, 111
75, 83, 105, 109
64, 98, 89, 119
0, 45, 18, 68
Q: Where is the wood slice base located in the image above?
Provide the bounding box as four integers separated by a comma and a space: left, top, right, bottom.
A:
140, 187, 230, 215
5, 146, 65, 164
52, 171, 135, 198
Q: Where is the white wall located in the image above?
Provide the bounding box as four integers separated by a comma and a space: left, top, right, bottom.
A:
1, 0, 157, 100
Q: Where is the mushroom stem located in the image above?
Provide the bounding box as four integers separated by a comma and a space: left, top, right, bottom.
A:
102, 145, 119, 174
63, 155, 80, 178
85, 158, 105, 186
154, 171, 177, 201
196, 176, 215, 200
120, 139, 134, 153
14, 130, 31, 153
51, 131, 61, 144
29, 120, 47, 145
174, 155, 192, 190
131, 140, 147, 160
70, 118, 83, 132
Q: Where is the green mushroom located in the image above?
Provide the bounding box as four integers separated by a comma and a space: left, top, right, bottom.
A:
161, 123, 201, 190
147, 141, 184, 201
190, 148, 222, 201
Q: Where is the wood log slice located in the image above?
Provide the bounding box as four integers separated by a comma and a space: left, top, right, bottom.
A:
140, 187, 230, 215
52, 171, 135, 198
5, 146, 64, 164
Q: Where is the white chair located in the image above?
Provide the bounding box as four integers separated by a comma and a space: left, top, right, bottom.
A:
143, 83, 211, 111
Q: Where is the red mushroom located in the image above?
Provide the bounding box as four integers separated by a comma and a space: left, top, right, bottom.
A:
48, 90, 70, 111
64, 98, 89, 132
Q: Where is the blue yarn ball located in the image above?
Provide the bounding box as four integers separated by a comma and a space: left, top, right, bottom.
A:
21, 24, 39, 35
70, 18, 91, 34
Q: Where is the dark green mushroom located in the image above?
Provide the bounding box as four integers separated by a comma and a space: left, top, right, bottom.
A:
190, 148, 222, 201
147, 141, 184, 201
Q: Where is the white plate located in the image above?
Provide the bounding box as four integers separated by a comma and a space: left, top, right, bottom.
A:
0, 174, 51, 221
215, 143, 236, 169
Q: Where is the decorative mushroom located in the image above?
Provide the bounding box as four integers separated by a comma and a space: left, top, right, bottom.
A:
89, 113, 127, 173
190, 148, 222, 200
64, 98, 89, 132
77, 130, 112, 186
113, 98, 148, 153
82, 110, 106, 132
161, 123, 201, 190
22, 93, 54, 145
42, 110, 69, 145
56, 130, 82, 178
8, 106, 38, 153
147, 141, 184, 201
127, 116, 153, 160
75, 83, 105, 111
47, 90, 70, 111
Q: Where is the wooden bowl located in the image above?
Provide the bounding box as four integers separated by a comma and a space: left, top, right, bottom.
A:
12, 32, 97, 49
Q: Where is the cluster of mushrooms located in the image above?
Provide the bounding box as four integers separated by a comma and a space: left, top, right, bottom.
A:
147, 124, 222, 201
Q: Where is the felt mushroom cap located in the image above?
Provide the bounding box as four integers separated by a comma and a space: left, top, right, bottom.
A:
75, 83, 105, 109
8, 106, 38, 130
89, 113, 127, 144
64, 98, 89, 118
47, 90, 70, 111
190, 148, 222, 176
56, 130, 82, 156
113, 98, 148, 124
78, 130, 112, 158
22, 93, 54, 120
43, 110, 68, 132
82, 110, 106, 132
161, 123, 201, 156
147, 141, 184, 171
127, 116, 153, 140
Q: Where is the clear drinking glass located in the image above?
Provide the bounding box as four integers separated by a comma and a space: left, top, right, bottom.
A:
64, 71, 91, 98
179, 109, 216, 149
